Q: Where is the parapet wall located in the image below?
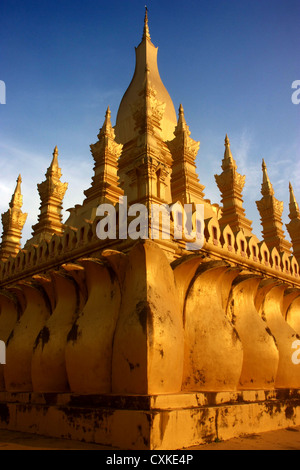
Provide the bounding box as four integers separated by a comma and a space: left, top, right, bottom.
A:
0, 238, 300, 448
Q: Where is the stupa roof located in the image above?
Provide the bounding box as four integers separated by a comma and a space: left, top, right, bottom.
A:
114, 7, 177, 145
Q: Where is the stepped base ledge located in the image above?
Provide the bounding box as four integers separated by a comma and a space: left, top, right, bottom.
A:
0, 389, 300, 449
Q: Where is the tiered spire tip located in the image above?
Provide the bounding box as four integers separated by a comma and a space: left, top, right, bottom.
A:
142, 6, 151, 41
261, 158, 274, 196
10, 174, 23, 209
222, 134, 236, 170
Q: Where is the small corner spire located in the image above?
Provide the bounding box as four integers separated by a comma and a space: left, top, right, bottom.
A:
0, 174, 27, 260
142, 5, 151, 41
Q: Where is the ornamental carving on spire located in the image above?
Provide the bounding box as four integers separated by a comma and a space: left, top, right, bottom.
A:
256, 158, 291, 255
167, 104, 205, 204
27, 146, 68, 246
215, 135, 252, 235
84, 106, 123, 206
215, 135, 245, 193
131, 66, 166, 137
37, 146, 68, 202
286, 182, 300, 265
0, 175, 27, 260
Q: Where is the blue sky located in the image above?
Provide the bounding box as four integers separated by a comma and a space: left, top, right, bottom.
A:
0, 0, 299, 244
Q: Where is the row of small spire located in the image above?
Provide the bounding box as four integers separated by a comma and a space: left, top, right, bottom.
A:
0, 102, 299, 268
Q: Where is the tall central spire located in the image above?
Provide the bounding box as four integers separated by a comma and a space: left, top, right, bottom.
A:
115, 8, 177, 145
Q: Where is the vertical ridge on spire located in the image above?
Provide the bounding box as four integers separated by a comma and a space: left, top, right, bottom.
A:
0, 175, 27, 260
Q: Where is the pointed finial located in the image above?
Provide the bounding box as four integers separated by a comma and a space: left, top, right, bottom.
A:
106, 105, 111, 119
222, 134, 236, 170
174, 103, 191, 136
9, 174, 23, 209
289, 181, 296, 203
98, 105, 114, 139
142, 5, 151, 41
15, 174, 22, 198
104, 105, 112, 128
289, 181, 300, 219
178, 103, 186, 125
261, 158, 274, 196
48, 145, 59, 174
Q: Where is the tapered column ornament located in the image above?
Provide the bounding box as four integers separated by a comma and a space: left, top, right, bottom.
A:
84, 106, 124, 206
167, 104, 205, 204
256, 159, 291, 255
286, 182, 300, 265
65, 108, 124, 227
215, 135, 252, 235
25, 146, 68, 247
0, 175, 27, 260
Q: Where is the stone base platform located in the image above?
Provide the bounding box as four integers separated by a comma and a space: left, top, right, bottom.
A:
0, 389, 300, 450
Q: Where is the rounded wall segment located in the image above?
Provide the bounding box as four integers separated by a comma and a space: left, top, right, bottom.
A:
31, 271, 81, 392
4, 283, 51, 391
112, 241, 184, 395
256, 280, 300, 389
65, 259, 121, 394
227, 275, 279, 390
182, 262, 243, 392
286, 296, 300, 335
0, 292, 20, 390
